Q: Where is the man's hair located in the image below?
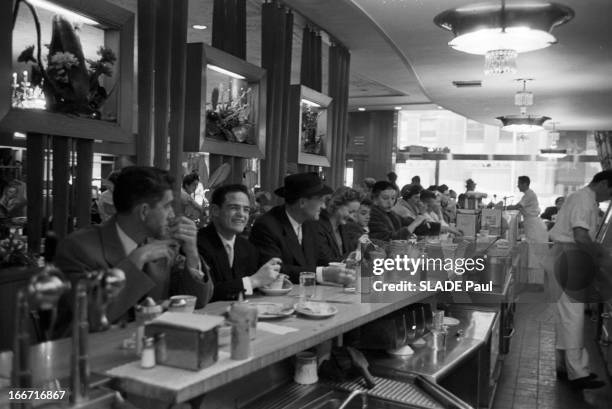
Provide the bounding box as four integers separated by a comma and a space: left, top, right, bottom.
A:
327, 187, 362, 213
555, 196, 565, 205
211, 184, 251, 207
372, 181, 395, 197
106, 170, 120, 185
387, 171, 398, 182
411, 175, 420, 183
182, 172, 199, 189
590, 170, 612, 186
518, 175, 530, 185
113, 166, 174, 213
419, 190, 437, 202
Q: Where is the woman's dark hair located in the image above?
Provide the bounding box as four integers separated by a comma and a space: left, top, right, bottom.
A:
182, 172, 200, 189
401, 184, 422, 200
113, 166, 174, 213
327, 187, 362, 214
427, 185, 438, 192
211, 184, 251, 207
371, 181, 395, 197
437, 184, 449, 194
419, 190, 437, 202
360, 198, 373, 208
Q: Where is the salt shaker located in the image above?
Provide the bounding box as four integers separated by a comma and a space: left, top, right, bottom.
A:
141, 337, 156, 368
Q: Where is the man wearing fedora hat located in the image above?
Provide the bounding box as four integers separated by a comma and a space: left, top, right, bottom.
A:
250, 172, 355, 285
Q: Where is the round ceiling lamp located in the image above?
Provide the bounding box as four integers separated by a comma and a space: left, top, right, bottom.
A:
497, 115, 550, 132
434, 1, 574, 75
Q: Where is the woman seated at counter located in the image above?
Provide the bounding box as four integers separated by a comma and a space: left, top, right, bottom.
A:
368, 181, 430, 241
392, 184, 423, 221
314, 187, 362, 265
419, 190, 462, 236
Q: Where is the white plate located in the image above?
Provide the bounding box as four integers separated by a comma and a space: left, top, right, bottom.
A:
443, 317, 460, 326
295, 302, 338, 319
252, 302, 295, 319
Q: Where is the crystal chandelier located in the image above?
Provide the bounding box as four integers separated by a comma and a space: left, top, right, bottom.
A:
434, 0, 574, 75
497, 79, 550, 132
540, 123, 567, 158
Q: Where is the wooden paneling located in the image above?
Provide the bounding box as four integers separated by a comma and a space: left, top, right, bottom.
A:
26, 133, 45, 253
152, 0, 172, 169
75, 139, 93, 229
348, 111, 396, 182
137, 0, 155, 165
52, 136, 70, 239
168, 0, 188, 212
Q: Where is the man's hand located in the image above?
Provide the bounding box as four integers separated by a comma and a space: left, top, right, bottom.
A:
168, 216, 199, 267
128, 240, 177, 270
322, 266, 356, 286
250, 258, 282, 288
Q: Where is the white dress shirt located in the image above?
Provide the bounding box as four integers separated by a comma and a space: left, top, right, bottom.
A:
518, 188, 541, 218
550, 186, 601, 243
116, 223, 138, 256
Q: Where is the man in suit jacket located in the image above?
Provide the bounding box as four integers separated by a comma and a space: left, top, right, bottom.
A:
54, 166, 213, 334
249, 172, 355, 286
198, 184, 281, 301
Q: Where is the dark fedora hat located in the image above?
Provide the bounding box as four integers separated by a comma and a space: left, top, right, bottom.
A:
274, 172, 333, 200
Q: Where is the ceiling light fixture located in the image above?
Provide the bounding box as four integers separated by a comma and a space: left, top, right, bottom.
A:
497, 79, 550, 132
357, 107, 366, 112
540, 122, 567, 158
394, 106, 402, 110
207, 64, 246, 80
192, 24, 208, 30
29, 0, 98, 25
434, 1, 574, 75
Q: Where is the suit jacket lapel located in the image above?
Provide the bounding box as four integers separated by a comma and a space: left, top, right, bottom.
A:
99, 218, 128, 266
205, 224, 234, 279
277, 207, 307, 267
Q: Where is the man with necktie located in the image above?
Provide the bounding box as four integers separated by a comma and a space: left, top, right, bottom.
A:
197, 184, 282, 301
249, 172, 354, 286
54, 166, 213, 336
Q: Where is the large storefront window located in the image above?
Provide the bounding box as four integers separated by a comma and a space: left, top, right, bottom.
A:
396, 110, 600, 209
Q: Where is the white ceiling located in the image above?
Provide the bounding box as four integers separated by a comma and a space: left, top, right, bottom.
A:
106, 0, 612, 131
287, 0, 612, 131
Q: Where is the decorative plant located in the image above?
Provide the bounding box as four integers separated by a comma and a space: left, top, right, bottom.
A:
0, 233, 37, 268
12, 0, 117, 118
301, 104, 323, 154
206, 86, 254, 144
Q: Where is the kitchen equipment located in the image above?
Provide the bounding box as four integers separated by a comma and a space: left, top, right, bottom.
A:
481, 256, 511, 286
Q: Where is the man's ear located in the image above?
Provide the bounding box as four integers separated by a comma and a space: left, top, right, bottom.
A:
210, 204, 220, 218
136, 202, 150, 222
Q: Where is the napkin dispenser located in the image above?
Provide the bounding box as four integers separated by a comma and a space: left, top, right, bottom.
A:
145, 312, 224, 371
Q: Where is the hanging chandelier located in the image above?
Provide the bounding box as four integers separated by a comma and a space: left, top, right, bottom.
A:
497, 79, 550, 132
540, 123, 567, 158
434, 1, 574, 75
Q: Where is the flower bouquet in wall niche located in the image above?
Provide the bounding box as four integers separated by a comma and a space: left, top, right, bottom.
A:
301, 105, 323, 155
206, 86, 254, 144
14, 4, 117, 119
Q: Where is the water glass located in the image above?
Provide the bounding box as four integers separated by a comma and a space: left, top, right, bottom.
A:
299, 272, 316, 299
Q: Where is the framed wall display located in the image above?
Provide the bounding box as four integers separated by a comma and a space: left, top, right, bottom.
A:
288, 85, 332, 167
0, 0, 134, 142
184, 43, 267, 158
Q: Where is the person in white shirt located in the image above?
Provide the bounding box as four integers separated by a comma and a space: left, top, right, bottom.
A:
546, 170, 612, 389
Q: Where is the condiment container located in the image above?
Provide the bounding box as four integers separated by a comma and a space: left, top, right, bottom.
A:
228, 301, 252, 360
294, 352, 318, 384
135, 297, 163, 355
141, 337, 156, 369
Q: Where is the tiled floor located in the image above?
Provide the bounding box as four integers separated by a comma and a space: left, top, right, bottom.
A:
492, 291, 612, 409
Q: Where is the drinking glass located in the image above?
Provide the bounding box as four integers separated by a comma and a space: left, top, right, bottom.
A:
414, 305, 426, 338
299, 272, 316, 299
405, 308, 417, 343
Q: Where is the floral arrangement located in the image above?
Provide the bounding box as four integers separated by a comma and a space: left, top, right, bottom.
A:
206, 86, 254, 144
301, 104, 323, 154
0, 233, 37, 268
13, 1, 117, 119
